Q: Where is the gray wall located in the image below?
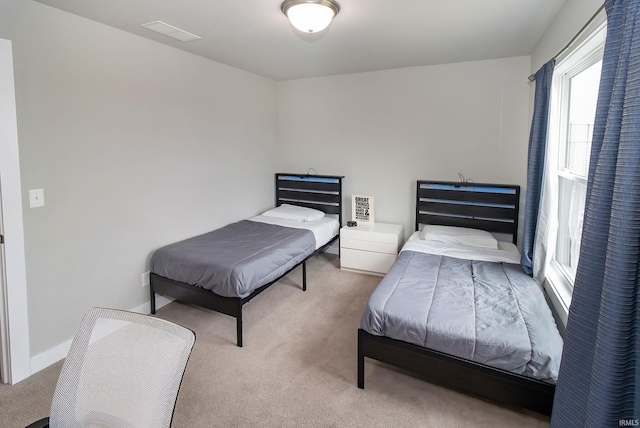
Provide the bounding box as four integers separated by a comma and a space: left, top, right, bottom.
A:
277, 57, 531, 242
1, 0, 278, 357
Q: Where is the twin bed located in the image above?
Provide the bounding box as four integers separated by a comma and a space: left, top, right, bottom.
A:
149, 175, 562, 415
357, 181, 563, 415
149, 173, 343, 347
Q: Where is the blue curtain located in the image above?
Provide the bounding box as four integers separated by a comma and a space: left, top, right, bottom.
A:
520, 60, 555, 275
551, 0, 640, 426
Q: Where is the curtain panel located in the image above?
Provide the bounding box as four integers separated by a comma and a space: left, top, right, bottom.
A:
520, 60, 555, 275
551, 0, 640, 426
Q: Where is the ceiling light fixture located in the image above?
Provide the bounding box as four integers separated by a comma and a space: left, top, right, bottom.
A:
281, 0, 340, 33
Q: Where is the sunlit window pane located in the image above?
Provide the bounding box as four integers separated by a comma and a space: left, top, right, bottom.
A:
565, 60, 602, 178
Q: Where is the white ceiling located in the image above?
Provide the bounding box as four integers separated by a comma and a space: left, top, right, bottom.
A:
34, 0, 567, 81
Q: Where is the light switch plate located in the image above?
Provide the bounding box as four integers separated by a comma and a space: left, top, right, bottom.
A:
29, 189, 45, 208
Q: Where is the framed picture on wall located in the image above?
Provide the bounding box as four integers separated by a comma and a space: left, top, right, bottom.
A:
352, 195, 374, 224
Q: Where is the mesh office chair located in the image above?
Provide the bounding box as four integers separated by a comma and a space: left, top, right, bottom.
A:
27, 307, 195, 428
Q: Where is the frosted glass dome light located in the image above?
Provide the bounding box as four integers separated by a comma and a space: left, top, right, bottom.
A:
281, 0, 340, 33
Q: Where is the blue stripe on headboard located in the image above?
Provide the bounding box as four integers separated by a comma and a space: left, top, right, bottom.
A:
278, 175, 340, 184
421, 183, 516, 194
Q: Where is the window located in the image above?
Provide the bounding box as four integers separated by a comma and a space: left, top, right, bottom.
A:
554, 58, 602, 283
541, 18, 606, 320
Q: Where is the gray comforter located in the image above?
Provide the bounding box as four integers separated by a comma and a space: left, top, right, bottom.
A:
360, 250, 563, 382
150, 220, 316, 299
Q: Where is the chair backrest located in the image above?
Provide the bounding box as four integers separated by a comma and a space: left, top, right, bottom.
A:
49, 308, 195, 428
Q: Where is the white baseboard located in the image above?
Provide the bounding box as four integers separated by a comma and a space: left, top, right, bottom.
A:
29, 294, 175, 377
30, 338, 72, 375
131, 294, 174, 315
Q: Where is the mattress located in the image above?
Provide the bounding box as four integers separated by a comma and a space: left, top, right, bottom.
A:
360, 233, 563, 382
150, 220, 316, 299
248, 215, 340, 249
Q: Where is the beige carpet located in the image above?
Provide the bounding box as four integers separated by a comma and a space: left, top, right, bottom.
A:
0, 254, 550, 427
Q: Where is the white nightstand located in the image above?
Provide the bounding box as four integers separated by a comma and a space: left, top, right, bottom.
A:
340, 222, 403, 276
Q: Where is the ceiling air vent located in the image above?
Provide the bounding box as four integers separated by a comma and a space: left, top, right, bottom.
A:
140, 21, 201, 42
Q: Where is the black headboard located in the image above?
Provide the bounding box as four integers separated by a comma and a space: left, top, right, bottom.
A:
415, 181, 520, 244
275, 173, 344, 226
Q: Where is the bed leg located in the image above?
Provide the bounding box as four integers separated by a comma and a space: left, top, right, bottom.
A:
302, 261, 307, 292
236, 305, 243, 347
358, 330, 365, 389
150, 283, 156, 315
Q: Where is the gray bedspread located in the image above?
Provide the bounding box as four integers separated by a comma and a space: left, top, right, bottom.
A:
150, 220, 316, 299
360, 250, 563, 382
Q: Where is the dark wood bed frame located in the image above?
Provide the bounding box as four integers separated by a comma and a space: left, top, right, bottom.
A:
357, 180, 556, 416
151, 173, 343, 347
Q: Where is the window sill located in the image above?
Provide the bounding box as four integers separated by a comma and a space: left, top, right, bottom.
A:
543, 266, 573, 328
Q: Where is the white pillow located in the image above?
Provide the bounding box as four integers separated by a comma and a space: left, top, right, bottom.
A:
261, 204, 325, 222
422, 225, 498, 249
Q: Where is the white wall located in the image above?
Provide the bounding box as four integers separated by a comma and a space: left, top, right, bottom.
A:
277, 57, 531, 241
0, 1, 278, 359
530, 0, 603, 73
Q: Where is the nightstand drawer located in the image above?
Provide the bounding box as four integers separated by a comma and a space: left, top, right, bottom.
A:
340, 227, 399, 245
341, 248, 397, 275
341, 238, 397, 255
